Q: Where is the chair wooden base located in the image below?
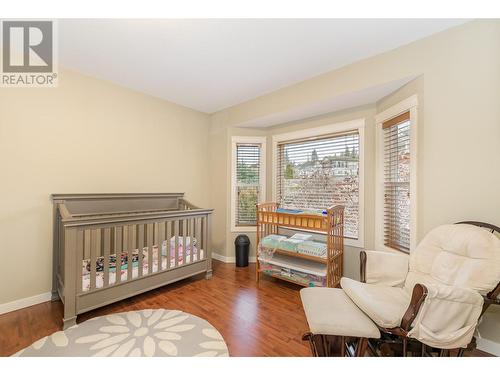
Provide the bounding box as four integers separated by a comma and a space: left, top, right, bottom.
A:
366, 334, 474, 357
302, 333, 369, 357
303, 332, 474, 357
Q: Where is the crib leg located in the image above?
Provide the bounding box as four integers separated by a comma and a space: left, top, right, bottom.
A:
205, 269, 212, 279
63, 316, 77, 330
62, 228, 78, 330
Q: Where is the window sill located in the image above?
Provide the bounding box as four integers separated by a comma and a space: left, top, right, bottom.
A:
377, 243, 410, 254
345, 238, 364, 249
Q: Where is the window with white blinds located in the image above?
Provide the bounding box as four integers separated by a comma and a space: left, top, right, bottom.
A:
235, 143, 262, 226
276, 131, 360, 239
382, 111, 411, 252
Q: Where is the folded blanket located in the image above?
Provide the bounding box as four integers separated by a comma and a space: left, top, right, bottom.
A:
279, 238, 304, 252
260, 234, 326, 258
261, 234, 287, 248
297, 240, 327, 258
290, 233, 312, 241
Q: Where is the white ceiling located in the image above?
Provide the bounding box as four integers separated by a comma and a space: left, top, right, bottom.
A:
59, 19, 467, 113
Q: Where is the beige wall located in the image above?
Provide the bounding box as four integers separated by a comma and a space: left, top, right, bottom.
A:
0, 69, 211, 305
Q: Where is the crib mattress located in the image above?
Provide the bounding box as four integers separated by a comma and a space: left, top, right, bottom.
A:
82, 249, 204, 292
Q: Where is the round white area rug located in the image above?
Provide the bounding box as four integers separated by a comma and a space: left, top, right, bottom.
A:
14, 309, 229, 357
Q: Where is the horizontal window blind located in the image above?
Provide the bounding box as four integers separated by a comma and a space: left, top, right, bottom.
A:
277, 131, 360, 239
383, 111, 411, 252
235, 144, 261, 226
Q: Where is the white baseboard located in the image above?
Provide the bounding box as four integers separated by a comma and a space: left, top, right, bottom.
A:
212, 252, 256, 264
476, 336, 500, 356
0, 292, 52, 315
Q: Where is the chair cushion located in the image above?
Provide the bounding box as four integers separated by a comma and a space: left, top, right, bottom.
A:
341, 277, 410, 328
300, 287, 380, 338
364, 251, 409, 287
407, 224, 500, 295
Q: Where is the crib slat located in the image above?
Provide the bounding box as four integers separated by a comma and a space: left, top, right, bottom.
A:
127, 225, 135, 281
147, 223, 154, 274
166, 221, 172, 270
193, 217, 197, 241
188, 218, 193, 262
203, 216, 208, 257
200, 217, 204, 252
137, 224, 144, 277
174, 220, 179, 268
103, 228, 111, 287
191, 217, 196, 261
153, 222, 159, 272
115, 226, 122, 284
191, 218, 195, 262
90, 229, 100, 291
122, 225, 129, 281
77, 230, 84, 293
197, 217, 202, 260
193, 217, 197, 261
158, 221, 165, 271
181, 219, 187, 265
84, 230, 91, 261
84, 230, 92, 290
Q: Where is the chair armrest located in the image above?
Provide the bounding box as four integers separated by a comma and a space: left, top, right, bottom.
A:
400, 283, 428, 331
360, 250, 409, 287
407, 283, 484, 349
485, 281, 500, 309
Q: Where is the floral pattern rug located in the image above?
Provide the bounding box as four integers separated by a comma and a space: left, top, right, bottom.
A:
14, 309, 229, 357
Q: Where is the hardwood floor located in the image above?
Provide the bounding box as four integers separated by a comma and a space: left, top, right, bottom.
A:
0, 261, 493, 357
0, 261, 310, 356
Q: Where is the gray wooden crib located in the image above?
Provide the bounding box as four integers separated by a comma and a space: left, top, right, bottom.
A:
52, 193, 213, 329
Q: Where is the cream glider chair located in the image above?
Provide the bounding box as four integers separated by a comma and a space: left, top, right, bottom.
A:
341, 223, 500, 355
301, 222, 500, 356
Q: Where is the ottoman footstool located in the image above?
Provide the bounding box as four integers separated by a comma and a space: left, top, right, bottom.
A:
300, 287, 380, 357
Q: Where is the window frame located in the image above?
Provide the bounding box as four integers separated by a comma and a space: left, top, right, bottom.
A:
231, 136, 267, 232
375, 95, 418, 253
271, 119, 365, 248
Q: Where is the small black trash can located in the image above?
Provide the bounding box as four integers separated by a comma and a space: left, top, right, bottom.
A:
234, 234, 250, 267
